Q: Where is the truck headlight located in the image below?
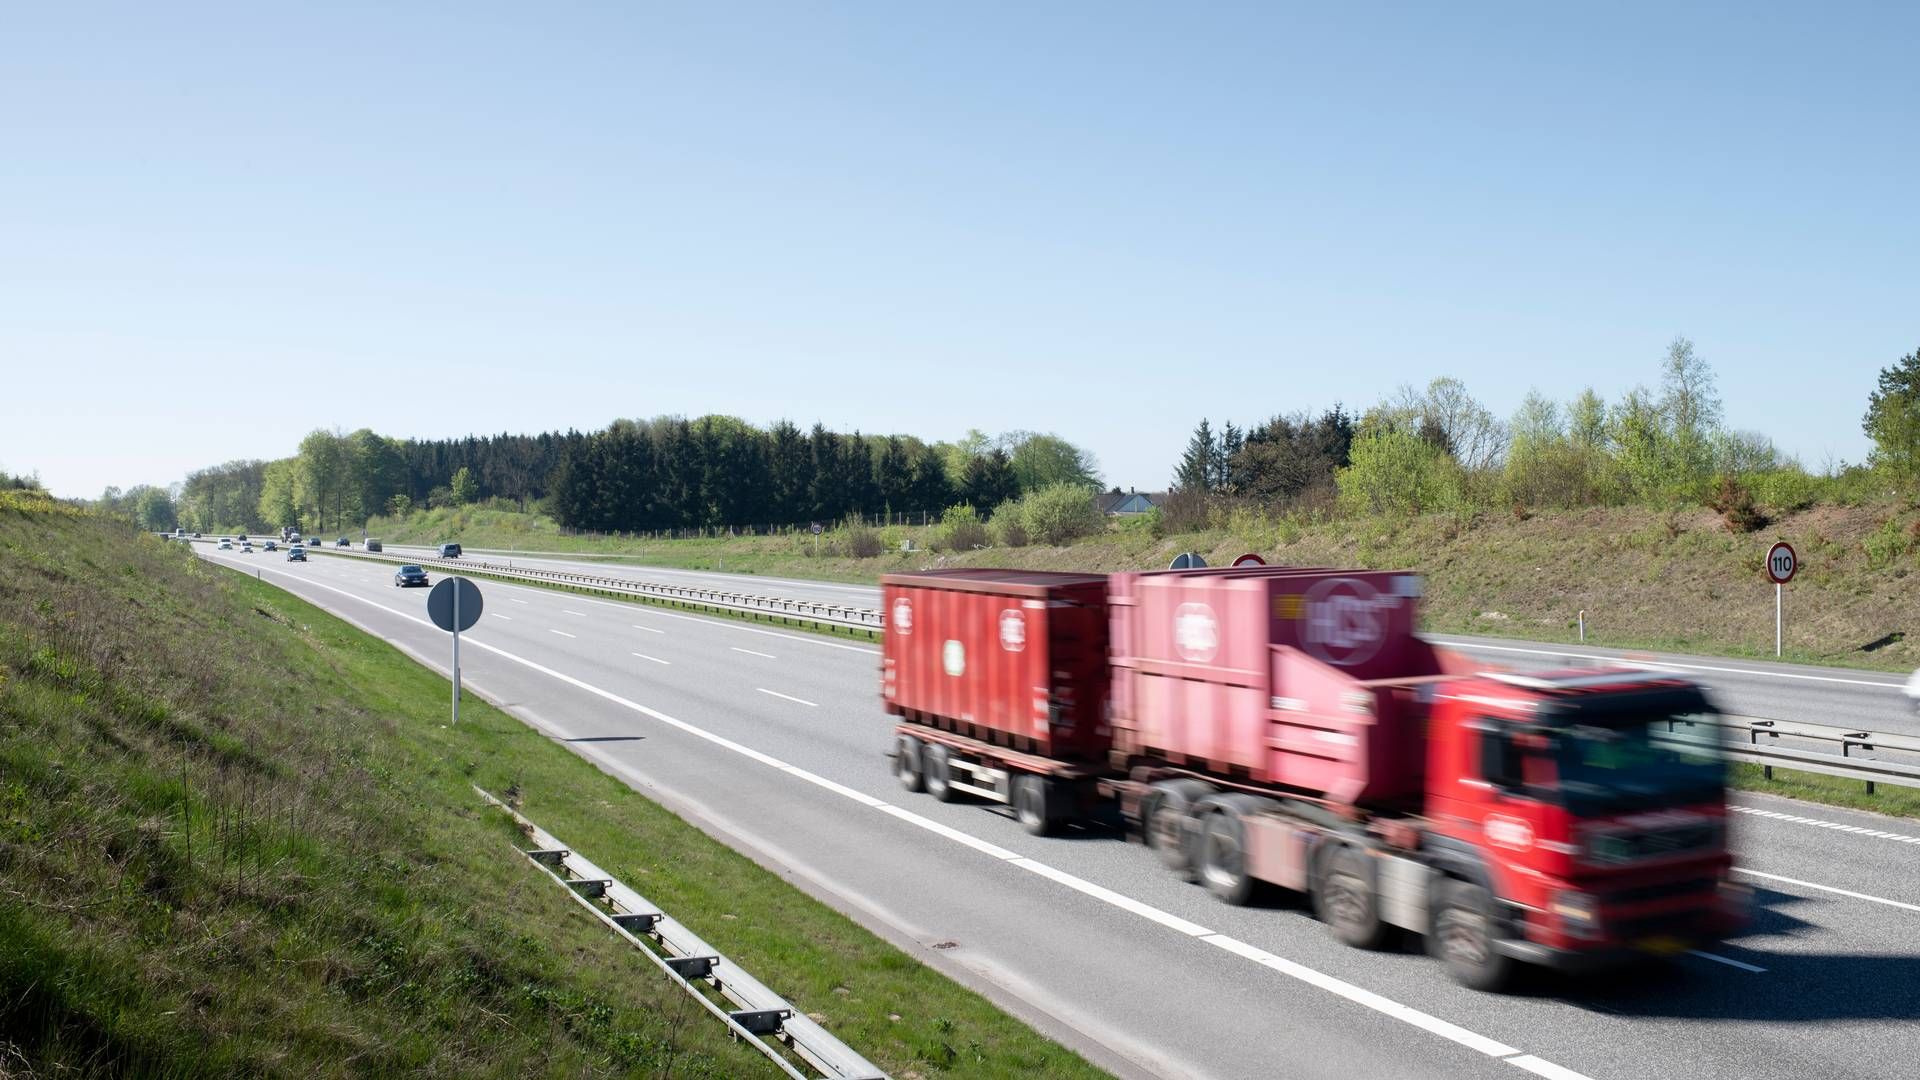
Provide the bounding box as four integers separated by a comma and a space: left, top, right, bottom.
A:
1550, 890, 1602, 939
1715, 877, 1752, 916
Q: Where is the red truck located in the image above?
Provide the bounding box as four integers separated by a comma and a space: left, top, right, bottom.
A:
882, 565, 1748, 989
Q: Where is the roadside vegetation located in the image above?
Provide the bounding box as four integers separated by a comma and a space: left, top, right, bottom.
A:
0, 495, 1107, 1078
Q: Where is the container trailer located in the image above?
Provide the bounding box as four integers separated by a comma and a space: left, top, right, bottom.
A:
881, 566, 1747, 989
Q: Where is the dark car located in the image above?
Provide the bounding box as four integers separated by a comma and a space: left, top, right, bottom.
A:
237, 533, 248, 543
365, 538, 383, 552
263, 540, 278, 552
393, 565, 429, 588
286, 546, 307, 562
337, 537, 351, 548
438, 542, 462, 559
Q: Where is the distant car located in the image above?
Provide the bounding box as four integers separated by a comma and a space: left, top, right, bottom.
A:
240, 542, 253, 554
337, 537, 350, 548
438, 543, 462, 559
218, 539, 232, 550
237, 534, 248, 543
263, 540, 278, 552
193, 532, 202, 538
286, 546, 306, 562
393, 565, 429, 588
289, 534, 302, 545
365, 538, 383, 552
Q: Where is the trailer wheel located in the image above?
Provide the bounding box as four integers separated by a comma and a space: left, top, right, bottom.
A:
894, 735, 925, 794
923, 743, 957, 802
1316, 846, 1389, 949
1432, 879, 1516, 992
1143, 779, 1212, 880
1013, 775, 1062, 836
1199, 812, 1255, 905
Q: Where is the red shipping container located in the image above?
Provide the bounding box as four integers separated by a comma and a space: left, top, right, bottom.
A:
1109, 567, 1442, 807
881, 570, 1112, 761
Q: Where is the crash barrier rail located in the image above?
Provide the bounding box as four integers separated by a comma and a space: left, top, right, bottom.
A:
176, 534, 882, 632
1697, 715, 1920, 794
175, 534, 1918, 791
475, 787, 888, 1080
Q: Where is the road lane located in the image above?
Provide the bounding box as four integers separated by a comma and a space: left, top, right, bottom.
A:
206, 546, 1920, 1080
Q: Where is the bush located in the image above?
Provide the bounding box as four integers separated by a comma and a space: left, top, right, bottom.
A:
1153, 490, 1211, 537
837, 516, 884, 557
1708, 474, 1768, 533
934, 504, 988, 551
1018, 483, 1104, 545
1336, 429, 1464, 516
989, 501, 1029, 547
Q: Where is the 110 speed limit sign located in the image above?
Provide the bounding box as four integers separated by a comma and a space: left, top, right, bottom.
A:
1766, 541, 1797, 585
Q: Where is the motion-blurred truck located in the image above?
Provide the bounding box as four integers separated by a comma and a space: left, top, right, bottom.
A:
882, 566, 1747, 989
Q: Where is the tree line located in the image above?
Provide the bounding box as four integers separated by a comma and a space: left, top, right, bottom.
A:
1172, 339, 1920, 523
142, 420, 1099, 535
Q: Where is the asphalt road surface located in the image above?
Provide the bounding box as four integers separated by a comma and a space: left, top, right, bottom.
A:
382, 543, 1918, 736
208, 544, 1920, 1080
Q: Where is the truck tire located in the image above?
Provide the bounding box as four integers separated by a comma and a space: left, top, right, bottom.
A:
1432, 879, 1517, 992
923, 743, 957, 802
894, 735, 925, 794
1143, 779, 1212, 879
1199, 812, 1256, 905
1316, 846, 1390, 949
1013, 774, 1063, 836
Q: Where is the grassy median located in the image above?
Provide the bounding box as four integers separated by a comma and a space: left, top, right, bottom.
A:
0, 493, 1107, 1078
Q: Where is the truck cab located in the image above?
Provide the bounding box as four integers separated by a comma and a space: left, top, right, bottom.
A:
1422, 669, 1748, 985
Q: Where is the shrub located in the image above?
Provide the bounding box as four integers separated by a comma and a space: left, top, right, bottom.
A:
837, 516, 884, 557
1863, 516, 1912, 567
1153, 490, 1210, 537
1018, 483, 1104, 545
1336, 429, 1464, 516
989, 501, 1029, 547
1708, 474, 1768, 533
934, 504, 988, 552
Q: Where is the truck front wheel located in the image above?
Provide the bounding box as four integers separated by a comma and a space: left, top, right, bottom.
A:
1143, 779, 1211, 880
1316, 846, 1389, 949
1432, 879, 1517, 992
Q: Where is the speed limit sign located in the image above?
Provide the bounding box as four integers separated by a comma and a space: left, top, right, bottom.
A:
1766, 542, 1796, 585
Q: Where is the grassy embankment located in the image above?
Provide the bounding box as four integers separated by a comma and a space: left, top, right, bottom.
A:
373, 502, 1920, 673
0, 491, 1107, 1078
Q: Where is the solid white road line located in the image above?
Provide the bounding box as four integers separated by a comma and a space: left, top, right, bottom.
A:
549, 629, 576, 638
1429, 638, 1905, 689
1731, 804, 1920, 845
1734, 867, 1920, 914
756, 688, 818, 707
1687, 949, 1767, 973
220, 558, 1601, 1080
631, 653, 671, 665
732, 647, 776, 659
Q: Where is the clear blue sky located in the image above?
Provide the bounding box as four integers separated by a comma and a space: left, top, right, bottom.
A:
4, 2, 1914, 498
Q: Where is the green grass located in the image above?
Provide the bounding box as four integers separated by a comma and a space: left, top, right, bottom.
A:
0, 501, 1107, 1078
373, 501, 1920, 673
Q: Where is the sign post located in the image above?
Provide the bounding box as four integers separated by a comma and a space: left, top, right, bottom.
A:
1765, 541, 1796, 657
428, 576, 484, 723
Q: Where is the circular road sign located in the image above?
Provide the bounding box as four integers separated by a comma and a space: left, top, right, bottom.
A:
1766, 541, 1797, 585
1231, 552, 1266, 567
1169, 552, 1209, 570
428, 576, 484, 633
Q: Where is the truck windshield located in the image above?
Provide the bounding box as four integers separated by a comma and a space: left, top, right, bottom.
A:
1546, 714, 1724, 816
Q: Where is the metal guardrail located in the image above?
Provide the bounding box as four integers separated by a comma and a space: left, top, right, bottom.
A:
180, 535, 882, 632
475, 787, 888, 1080
178, 534, 1919, 791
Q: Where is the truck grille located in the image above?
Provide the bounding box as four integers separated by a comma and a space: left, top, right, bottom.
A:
1587, 823, 1718, 865
1601, 876, 1717, 907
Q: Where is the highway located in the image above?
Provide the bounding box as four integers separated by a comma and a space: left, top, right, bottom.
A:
208, 544, 1920, 1080
381, 542, 1920, 736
